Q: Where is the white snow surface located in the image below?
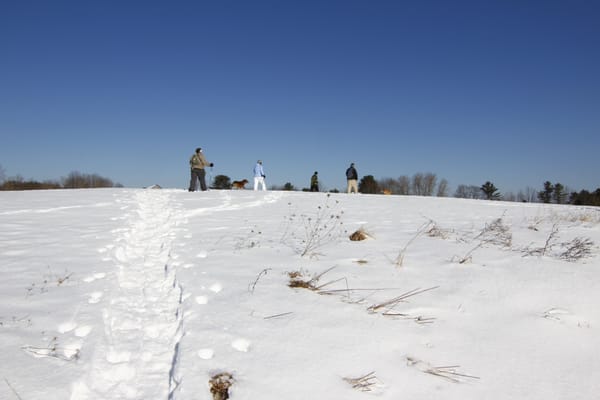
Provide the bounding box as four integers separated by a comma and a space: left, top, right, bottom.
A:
1, 188, 599, 400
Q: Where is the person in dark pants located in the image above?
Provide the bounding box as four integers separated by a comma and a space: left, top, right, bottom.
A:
310, 171, 319, 192
188, 147, 213, 191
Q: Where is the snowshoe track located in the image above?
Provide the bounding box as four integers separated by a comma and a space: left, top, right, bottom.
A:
71, 190, 184, 400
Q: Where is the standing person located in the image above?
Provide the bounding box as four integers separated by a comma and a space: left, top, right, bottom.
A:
253, 160, 267, 191
310, 171, 319, 192
346, 162, 358, 194
188, 147, 213, 192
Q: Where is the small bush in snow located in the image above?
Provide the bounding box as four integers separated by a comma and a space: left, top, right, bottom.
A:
281, 194, 346, 257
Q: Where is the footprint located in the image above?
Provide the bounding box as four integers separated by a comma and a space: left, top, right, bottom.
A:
197, 250, 208, 258
62, 341, 82, 360
75, 325, 93, 337
231, 338, 251, 352
89, 292, 104, 304
58, 321, 77, 333
209, 283, 223, 293
83, 272, 107, 283
107, 350, 132, 363
195, 296, 208, 305
198, 348, 215, 360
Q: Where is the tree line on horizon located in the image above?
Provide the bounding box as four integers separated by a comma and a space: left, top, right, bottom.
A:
0, 170, 122, 190
1, 165, 598, 207
212, 173, 599, 207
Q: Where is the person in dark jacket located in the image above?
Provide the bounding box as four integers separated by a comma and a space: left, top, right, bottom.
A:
345, 163, 358, 193
310, 171, 319, 192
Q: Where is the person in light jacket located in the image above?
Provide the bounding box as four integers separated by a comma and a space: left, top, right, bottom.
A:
189, 147, 213, 191
253, 160, 266, 191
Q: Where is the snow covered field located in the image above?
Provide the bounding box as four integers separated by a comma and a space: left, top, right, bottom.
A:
1, 188, 599, 400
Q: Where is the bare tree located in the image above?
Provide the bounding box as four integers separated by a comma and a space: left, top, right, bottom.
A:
436, 179, 448, 197
62, 171, 115, 188
378, 177, 400, 194
0, 164, 5, 183
398, 175, 410, 195
524, 186, 538, 203
504, 192, 517, 202
412, 173, 424, 196
423, 173, 437, 196
454, 184, 482, 199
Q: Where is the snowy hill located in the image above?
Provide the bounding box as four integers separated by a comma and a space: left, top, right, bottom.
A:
1, 188, 599, 400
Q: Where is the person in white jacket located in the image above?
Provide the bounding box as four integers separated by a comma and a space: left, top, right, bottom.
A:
253, 160, 266, 191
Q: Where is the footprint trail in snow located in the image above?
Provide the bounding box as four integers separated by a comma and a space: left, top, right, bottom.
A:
71, 190, 184, 400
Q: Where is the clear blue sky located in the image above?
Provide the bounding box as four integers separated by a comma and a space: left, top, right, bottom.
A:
1, 0, 598, 194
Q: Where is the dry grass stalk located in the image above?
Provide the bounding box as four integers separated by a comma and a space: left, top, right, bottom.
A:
406, 356, 479, 383
343, 371, 378, 391
367, 286, 439, 314
248, 268, 271, 294
263, 312, 293, 320
523, 222, 559, 257
395, 221, 434, 267
209, 372, 234, 400
424, 365, 480, 383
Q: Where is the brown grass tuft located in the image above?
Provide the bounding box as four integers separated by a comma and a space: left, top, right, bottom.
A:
209, 372, 234, 400
349, 228, 369, 241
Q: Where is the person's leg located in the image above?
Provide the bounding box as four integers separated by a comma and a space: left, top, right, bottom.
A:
199, 169, 207, 191
254, 177, 259, 191
261, 177, 267, 191
189, 169, 198, 191
346, 180, 351, 194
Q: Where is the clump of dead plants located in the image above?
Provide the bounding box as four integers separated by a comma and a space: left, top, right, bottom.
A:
209, 372, 234, 400
522, 222, 594, 262
426, 222, 451, 239
349, 227, 370, 241
453, 216, 512, 264
287, 267, 343, 292
281, 194, 347, 257
559, 237, 594, 261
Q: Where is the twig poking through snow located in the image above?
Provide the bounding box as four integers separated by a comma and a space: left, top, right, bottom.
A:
367, 286, 439, 314
343, 371, 379, 392
406, 356, 480, 383
394, 221, 434, 267
248, 268, 271, 294
4, 378, 23, 400
263, 312, 293, 320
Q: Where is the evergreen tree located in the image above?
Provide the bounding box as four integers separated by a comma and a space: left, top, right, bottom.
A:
212, 175, 231, 189
480, 181, 501, 200
538, 181, 554, 203
553, 182, 566, 204
359, 175, 378, 194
